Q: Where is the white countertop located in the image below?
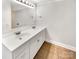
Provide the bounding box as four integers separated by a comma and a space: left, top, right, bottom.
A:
2, 26, 46, 52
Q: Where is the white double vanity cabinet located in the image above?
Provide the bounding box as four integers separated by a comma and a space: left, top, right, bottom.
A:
2, 26, 46, 59
3, 0, 46, 59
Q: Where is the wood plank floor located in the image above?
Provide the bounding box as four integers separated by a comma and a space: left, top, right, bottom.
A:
34, 42, 76, 59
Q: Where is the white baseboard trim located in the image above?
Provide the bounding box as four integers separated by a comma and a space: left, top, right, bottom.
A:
45, 40, 76, 52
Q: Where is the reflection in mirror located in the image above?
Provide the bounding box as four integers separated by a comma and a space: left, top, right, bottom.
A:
11, 7, 35, 29
2, 0, 39, 34
11, 0, 38, 29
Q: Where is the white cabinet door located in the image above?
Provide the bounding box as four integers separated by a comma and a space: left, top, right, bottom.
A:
30, 31, 45, 59
13, 42, 30, 59
36, 30, 45, 51
15, 48, 29, 59
30, 37, 39, 59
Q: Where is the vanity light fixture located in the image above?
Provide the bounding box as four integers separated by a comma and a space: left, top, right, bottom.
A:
15, 0, 35, 8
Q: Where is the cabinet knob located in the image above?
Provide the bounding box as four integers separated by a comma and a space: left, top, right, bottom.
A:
37, 40, 39, 42
19, 37, 22, 40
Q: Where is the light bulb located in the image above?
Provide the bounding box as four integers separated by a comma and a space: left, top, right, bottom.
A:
26, 1, 28, 4
22, 0, 25, 2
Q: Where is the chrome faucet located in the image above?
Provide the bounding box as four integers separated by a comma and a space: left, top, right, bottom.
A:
15, 31, 21, 35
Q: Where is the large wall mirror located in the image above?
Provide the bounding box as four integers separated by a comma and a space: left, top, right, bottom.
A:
2, 0, 36, 34
11, 0, 35, 28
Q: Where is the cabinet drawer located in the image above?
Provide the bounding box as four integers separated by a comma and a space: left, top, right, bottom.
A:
13, 42, 29, 59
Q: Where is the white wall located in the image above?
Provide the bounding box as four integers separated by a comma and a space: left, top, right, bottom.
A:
2, 0, 11, 34
37, 0, 76, 47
